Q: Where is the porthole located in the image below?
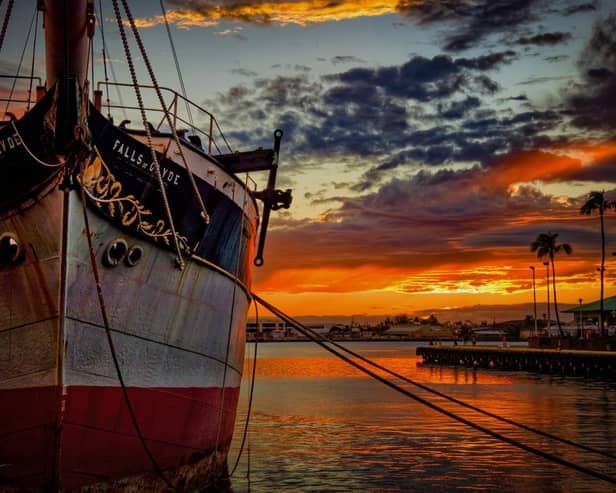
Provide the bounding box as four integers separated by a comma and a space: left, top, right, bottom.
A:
103, 238, 128, 267
125, 245, 144, 267
0, 233, 22, 265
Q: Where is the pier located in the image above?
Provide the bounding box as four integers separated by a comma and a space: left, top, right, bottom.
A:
417, 346, 616, 379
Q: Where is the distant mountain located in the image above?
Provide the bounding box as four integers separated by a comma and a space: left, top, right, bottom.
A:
249, 302, 577, 326
412, 303, 576, 324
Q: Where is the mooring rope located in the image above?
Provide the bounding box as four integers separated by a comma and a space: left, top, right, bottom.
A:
252, 294, 616, 486
78, 172, 176, 491
327, 339, 616, 461
229, 299, 259, 477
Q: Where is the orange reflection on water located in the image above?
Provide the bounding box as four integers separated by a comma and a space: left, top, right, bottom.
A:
233, 344, 616, 492
245, 355, 515, 385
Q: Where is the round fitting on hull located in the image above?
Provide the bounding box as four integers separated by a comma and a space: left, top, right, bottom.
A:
103, 238, 128, 267
125, 244, 144, 267
0, 232, 23, 266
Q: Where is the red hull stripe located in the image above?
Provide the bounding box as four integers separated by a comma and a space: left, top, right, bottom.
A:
0, 385, 239, 490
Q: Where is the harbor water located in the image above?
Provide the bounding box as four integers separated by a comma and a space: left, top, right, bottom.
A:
228, 341, 616, 492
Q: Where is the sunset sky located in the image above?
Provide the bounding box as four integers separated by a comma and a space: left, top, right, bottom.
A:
2, 0, 616, 319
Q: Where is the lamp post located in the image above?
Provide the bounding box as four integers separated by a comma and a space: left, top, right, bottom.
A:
530, 266, 537, 337
578, 297, 582, 339
544, 261, 551, 334
597, 266, 606, 335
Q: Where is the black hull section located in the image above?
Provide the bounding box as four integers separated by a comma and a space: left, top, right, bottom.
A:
0, 89, 62, 215
84, 109, 255, 285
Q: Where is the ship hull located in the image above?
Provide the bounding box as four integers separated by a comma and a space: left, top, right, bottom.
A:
0, 104, 254, 491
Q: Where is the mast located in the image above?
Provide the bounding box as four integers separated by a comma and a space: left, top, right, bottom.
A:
42, 0, 90, 89
41, 0, 93, 151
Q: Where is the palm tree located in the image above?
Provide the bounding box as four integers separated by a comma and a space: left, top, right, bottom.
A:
580, 191, 615, 337
530, 232, 572, 337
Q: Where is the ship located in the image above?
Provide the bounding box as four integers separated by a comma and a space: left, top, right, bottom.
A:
0, 0, 291, 490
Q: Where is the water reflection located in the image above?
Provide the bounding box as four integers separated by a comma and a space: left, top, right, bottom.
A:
229, 342, 616, 492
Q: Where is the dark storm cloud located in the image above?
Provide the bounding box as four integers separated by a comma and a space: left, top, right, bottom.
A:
514, 32, 572, 46
211, 51, 521, 160
563, 2, 597, 15
397, 0, 545, 51
455, 51, 518, 70
517, 75, 569, 85
463, 223, 590, 249
230, 68, 258, 77
438, 96, 482, 119
353, 108, 565, 190
544, 55, 569, 62
261, 168, 584, 272
331, 56, 366, 65
563, 154, 616, 183
323, 52, 513, 102
472, 74, 500, 94
565, 14, 616, 130
505, 94, 529, 101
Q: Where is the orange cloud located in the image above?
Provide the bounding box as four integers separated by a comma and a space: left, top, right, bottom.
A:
134, 1, 401, 29
251, 247, 616, 316
479, 150, 581, 190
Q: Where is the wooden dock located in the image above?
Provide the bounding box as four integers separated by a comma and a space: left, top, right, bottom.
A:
416, 345, 616, 379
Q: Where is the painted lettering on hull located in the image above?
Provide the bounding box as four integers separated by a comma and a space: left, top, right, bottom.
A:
112, 138, 180, 186
0, 133, 23, 158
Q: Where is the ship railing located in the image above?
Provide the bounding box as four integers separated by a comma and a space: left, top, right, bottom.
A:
245, 173, 258, 192
0, 75, 45, 120
96, 81, 234, 156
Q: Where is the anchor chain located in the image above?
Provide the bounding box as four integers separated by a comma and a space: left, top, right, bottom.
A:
120, 0, 211, 225
111, 0, 185, 269
0, 0, 14, 54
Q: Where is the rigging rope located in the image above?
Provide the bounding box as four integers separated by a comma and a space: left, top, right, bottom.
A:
119, 0, 210, 225
159, 0, 195, 137
0, 0, 13, 55
98, 0, 122, 118
26, 7, 38, 111
111, 0, 185, 269
229, 299, 259, 477
252, 293, 616, 486
78, 169, 176, 492
96, 0, 124, 120
3, 6, 36, 118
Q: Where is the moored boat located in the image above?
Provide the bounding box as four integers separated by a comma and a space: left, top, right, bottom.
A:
0, 1, 290, 490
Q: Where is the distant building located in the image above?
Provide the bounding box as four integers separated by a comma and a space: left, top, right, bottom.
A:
562, 295, 616, 328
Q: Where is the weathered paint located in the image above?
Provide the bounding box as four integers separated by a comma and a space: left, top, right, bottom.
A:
1, 101, 255, 490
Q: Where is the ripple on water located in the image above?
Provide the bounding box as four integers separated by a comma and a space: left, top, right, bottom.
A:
229, 342, 616, 493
